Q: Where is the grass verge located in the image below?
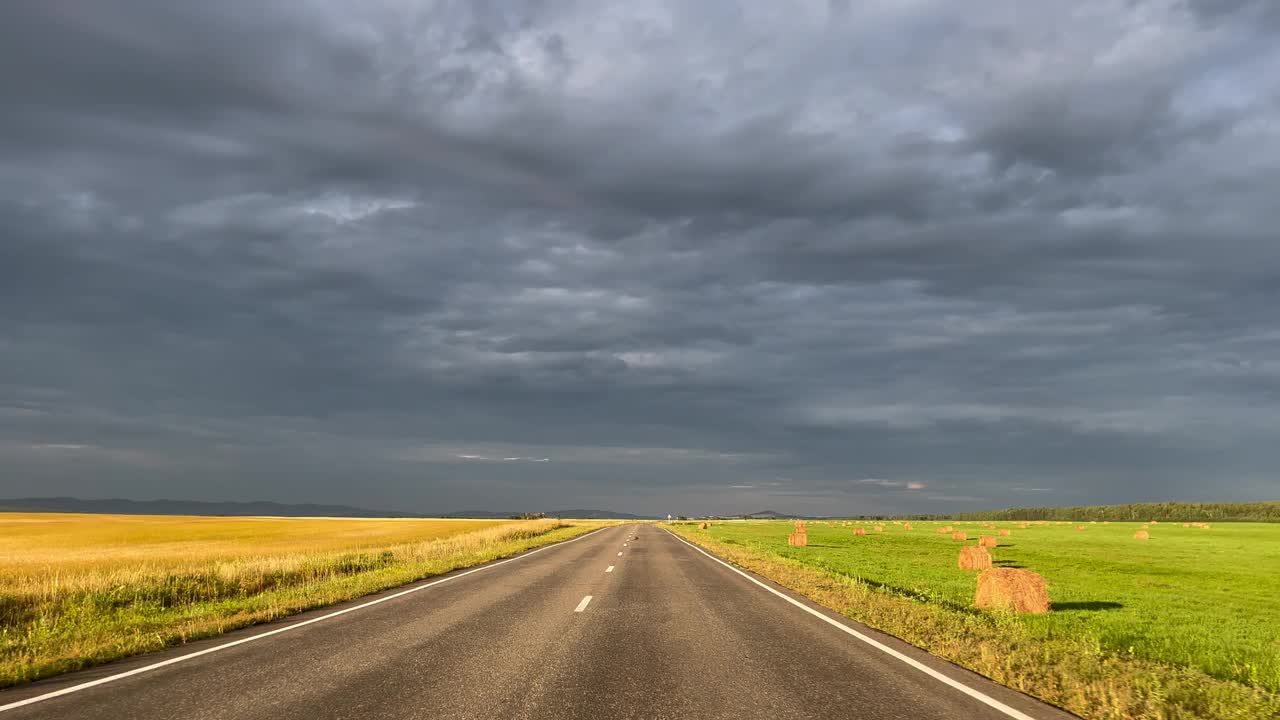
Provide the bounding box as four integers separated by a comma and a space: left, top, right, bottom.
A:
1, 516, 598, 687
667, 523, 1280, 720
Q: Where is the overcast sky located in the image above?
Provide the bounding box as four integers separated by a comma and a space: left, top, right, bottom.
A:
2, 1, 1279, 516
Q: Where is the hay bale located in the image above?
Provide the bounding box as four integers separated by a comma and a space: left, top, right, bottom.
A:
978, 534, 998, 548
952, 531, 968, 541
787, 532, 808, 547
1075, 526, 1086, 531
874, 525, 884, 533
941, 526, 954, 532
854, 527, 866, 536
1134, 530, 1149, 540
935, 528, 950, 535
903, 523, 913, 531
974, 568, 1050, 614
998, 529, 1011, 536
1182, 523, 1191, 528
958, 545, 993, 571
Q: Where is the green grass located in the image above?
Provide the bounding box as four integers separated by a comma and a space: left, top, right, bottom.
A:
671, 520, 1280, 720
0, 513, 602, 687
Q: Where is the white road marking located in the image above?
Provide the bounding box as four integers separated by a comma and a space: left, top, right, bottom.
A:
665, 530, 1040, 720
606, 565, 614, 573
574, 595, 593, 612
0, 527, 609, 714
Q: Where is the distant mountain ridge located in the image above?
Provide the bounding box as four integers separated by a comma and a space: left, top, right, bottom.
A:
0, 497, 427, 518
0, 497, 648, 520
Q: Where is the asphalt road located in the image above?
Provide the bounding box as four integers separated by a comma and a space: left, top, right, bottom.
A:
0, 524, 1076, 719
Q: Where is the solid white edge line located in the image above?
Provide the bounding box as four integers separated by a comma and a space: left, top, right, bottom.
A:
663, 529, 1039, 720
0, 526, 611, 714
574, 595, 593, 612
605, 565, 615, 573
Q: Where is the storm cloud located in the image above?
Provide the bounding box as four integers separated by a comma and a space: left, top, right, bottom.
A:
2, 1, 1278, 516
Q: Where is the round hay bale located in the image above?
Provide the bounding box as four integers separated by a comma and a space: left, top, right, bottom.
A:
1075, 525, 1086, 531
1182, 523, 1191, 528
998, 529, 1011, 536
978, 534, 998, 548
974, 568, 1050, 614
874, 525, 884, 533
958, 545, 992, 571
941, 526, 954, 532
951, 531, 968, 541
1134, 530, 1150, 540
854, 527, 866, 536
903, 523, 913, 531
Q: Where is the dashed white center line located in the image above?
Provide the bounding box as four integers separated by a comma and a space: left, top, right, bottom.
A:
606, 565, 615, 573
574, 595, 593, 613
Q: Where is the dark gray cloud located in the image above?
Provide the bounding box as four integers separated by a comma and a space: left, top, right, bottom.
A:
2, 1, 1279, 516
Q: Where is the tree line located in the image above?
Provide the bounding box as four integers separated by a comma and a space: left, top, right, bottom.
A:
938, 501, 1280, 523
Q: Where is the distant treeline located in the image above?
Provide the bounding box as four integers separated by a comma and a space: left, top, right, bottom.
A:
933, 502, 1280, 523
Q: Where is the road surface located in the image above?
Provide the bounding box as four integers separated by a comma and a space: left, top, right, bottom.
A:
0, 524, 1075, 719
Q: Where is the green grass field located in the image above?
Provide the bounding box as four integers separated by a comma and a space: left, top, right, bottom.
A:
0, 513, 600, 687
671, 519, 1280, 720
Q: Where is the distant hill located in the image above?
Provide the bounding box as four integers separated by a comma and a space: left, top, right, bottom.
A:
546, 509, 648, 519
739, 510, 811, 519
445, 509, 647, 519
0, 497, 649, 520
0, 497, 428, 518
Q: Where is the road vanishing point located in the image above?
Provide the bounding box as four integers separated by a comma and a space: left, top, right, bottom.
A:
0, 524, 1076, 719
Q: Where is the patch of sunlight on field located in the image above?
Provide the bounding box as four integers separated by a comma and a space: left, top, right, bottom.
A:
0, 513, 596, 686
0, 513, 508, 574
698, 519, 1280, 693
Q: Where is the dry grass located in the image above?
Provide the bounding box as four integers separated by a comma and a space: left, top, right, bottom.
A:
974, 568, 1050, 614
957, 546, 993, 571
0, 513, 598, 686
